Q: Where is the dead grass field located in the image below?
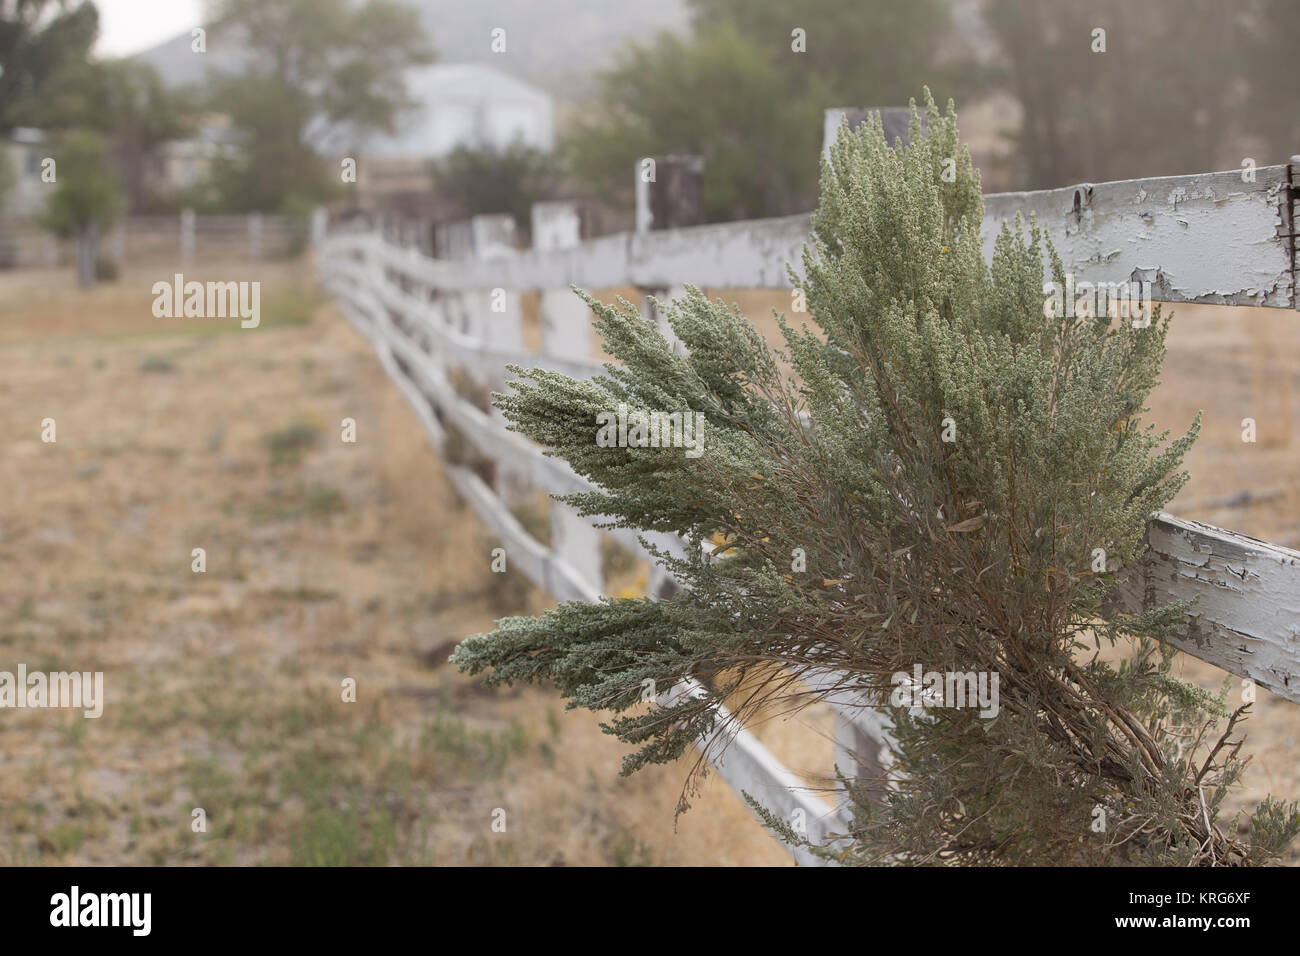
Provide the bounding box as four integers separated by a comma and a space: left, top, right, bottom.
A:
0, 259, 787, 866
1, 259, 1296, 866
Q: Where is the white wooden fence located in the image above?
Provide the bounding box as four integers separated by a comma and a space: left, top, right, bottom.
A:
0, 211, 306, 269
317, 113, 1300, 866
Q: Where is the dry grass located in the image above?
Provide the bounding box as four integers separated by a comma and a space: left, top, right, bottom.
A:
0, 259, 787, 866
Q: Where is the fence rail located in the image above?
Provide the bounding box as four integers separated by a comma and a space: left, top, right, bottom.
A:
317, 118, 1300, 864
0, 211, 307, 269
353, 163, 1298, 307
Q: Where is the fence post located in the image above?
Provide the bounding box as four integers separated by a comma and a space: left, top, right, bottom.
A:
634, 157, 701, 361
833, 711, 887, 808
634, 154, 704, 235
634, 159, 704, 597
465, 214, 516, 345
180, 208, 195, 268
531, 200, 580, 255
417, 215, 435, 258
531, 201, 580, 363
432, 220, 471, 335
109, 223, 126, 265
822, 106, 921, 158
248, 212, 263, 259
311, 207, 329, 247
534, 204, 604, 594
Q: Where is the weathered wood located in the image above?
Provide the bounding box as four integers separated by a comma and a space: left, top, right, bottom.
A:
983, 165, 1293, 308
636, 155, 705, 234
328, 274, 601, 604
372, 163, 1297, 308
1109, 512, 1300, 704
823, 106, 924, 154
658, 678, 851, 864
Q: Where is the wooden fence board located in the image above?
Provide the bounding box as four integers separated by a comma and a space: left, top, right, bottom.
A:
356, 164, 1298, 308
1110, 513, 1300, 704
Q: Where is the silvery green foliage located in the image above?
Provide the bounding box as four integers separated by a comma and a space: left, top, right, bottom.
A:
453, 92, 1299, 864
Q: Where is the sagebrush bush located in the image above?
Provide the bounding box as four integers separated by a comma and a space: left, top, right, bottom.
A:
453, 92, 1300, 865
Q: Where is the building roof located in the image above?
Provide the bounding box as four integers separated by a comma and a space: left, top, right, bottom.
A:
363, 63, 553, 160
7, 128, 44, 145
405, 62, 551, 106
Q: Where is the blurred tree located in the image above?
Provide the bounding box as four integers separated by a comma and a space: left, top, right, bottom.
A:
563, 1, 953, 222
40, 128, 121, 286
984, 0, 1251, 187
0, 0, 98, 133
204, 69, 327, 213
30, 57, 194, 211
564, 22, 831, 221
205, 0, 434, 212
690, 0, 956, 105
1237, 0, 1300, 166
431, 141, 558, 233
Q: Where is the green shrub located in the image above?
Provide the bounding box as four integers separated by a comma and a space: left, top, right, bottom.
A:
453, 92, 1300, 866
264, 418, 323, 465
139, 354, 175, 373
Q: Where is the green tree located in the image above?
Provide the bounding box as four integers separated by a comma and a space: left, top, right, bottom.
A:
564, 1, 956, 222
205, 0, 434, 211
431, 141, 558, 234
31, 57, 194, 211
564, 20, 834, 222
41, 128, 121, 287
690, 0, 957, 105
983, 0, 1252, 187
454, 94, 1300, 865
0, 0, 98, 133
1237, 0, 1300, 166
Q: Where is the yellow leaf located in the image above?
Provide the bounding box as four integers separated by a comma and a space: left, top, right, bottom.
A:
946, 515, 986, 533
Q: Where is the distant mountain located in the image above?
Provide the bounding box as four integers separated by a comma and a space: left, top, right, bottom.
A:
407, 0, 689, 94
129, 25, 247, 91
132, 0, 690, 98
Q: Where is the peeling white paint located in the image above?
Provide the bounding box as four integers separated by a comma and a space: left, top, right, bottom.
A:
348, 165, 1295, 310
982, 165, 1293, 307
1111, 513, 1300, 703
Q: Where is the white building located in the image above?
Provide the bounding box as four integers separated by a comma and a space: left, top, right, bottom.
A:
365, 63, 554, 159
1, 128, 49, 219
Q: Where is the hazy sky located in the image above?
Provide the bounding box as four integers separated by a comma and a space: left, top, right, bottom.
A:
94, 0, 205, 58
